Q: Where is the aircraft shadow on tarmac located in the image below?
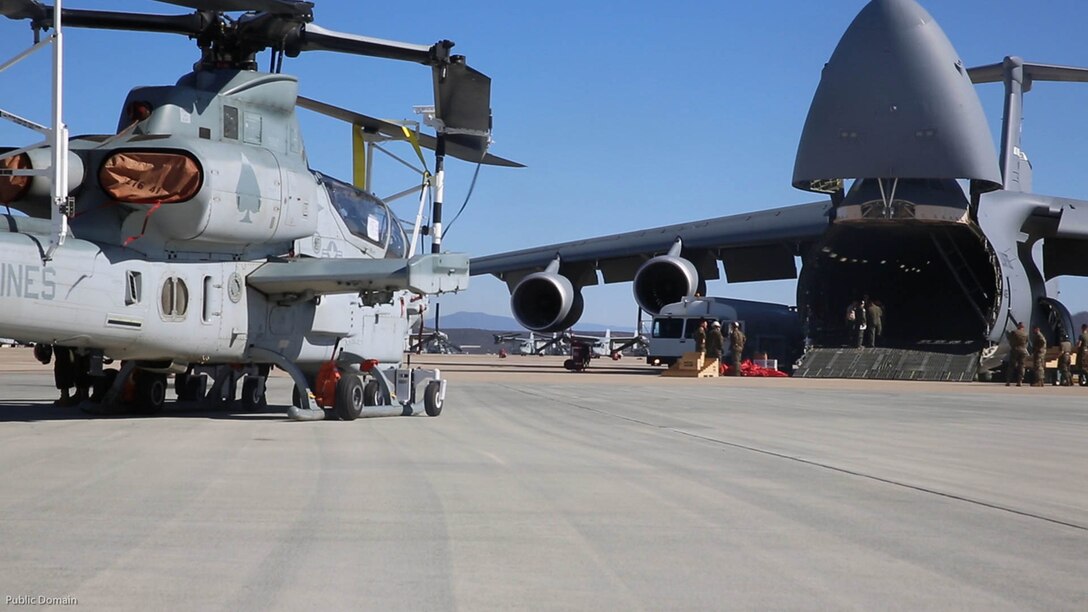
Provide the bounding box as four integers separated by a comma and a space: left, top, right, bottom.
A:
0, 401, 293, 423
435, 360, 663, 376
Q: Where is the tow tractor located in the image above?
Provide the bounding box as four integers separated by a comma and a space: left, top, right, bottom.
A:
153, 354, 447, 421
563, 340, 593, 372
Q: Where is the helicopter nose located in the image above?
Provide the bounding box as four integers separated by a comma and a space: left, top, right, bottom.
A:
792, 0, 1002, 193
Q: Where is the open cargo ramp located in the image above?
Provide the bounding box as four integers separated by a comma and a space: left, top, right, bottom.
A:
794, 346, 980, 382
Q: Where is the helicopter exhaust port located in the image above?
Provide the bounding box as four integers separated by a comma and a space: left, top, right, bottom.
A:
0, 149, 84, 217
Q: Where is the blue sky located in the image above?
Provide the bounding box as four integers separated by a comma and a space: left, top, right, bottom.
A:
3, 1, 1088, 329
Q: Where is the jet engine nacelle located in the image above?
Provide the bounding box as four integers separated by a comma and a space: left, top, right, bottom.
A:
632, 254, 700, 315
510, 271, 585, 333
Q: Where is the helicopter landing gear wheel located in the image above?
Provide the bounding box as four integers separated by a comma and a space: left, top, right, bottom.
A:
241, 376, 267, 412
135, 371, 167, 414
423, 380, 443, 417
363, 380, 384, 406
334, 373, 364, 421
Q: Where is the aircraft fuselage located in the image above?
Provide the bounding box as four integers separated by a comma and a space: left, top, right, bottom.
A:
0, 218, 410, 371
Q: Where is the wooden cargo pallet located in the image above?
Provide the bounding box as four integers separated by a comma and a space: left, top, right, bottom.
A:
662, 352, 719, 378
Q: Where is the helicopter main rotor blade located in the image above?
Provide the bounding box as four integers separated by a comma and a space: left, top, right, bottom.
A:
0, 0, 47, 21
292, 22, 446, 65
156, 0, 311, 16
0, 2, 208, 36
296, 95, 523, 168
2, 0, 503, 151
292, 23, 494, 152
60, 8, 206, 35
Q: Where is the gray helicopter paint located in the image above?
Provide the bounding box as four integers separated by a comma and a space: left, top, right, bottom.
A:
123, 71, 303, 158
0, 261, 56, 300
111, 78, 316, 254
13, 88, 318, 260
793, 0, 1002, 192
247, 253, 470, 295
0, 216, 425, 368
0, 68, 464, 370
0, 223, 232, 360
0, 1, 507, 419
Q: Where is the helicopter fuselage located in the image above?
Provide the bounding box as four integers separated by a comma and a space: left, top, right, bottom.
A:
0, 69, 427, 374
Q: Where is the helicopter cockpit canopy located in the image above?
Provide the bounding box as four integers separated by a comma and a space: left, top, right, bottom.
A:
317, 173, 407, 258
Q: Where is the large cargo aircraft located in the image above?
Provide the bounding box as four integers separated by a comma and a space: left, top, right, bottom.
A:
473, 0, 1088, 380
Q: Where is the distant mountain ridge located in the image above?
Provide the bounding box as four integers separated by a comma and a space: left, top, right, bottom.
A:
439, 310, 1088, 338
440, 311, 635, 334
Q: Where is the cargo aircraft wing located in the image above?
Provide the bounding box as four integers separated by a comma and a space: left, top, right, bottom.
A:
471, 201, 831, 332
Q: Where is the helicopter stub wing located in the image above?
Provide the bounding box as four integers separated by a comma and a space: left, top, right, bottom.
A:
246, 253, 469, 297
297, 96, 523, 168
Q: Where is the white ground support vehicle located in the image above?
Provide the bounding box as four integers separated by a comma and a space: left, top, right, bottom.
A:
647, 297, 802, 371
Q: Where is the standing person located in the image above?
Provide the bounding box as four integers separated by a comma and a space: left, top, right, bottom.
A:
1057, 335, 1073, 386
1076, 324, 1088, 385
853, 299, 868, 348
845, 301, 863, 348
729, 321, 746, 377
1030, 326, 1047, 387
693, 319, 707, 354
705, 321, 724, 368
40, 345, 91, 406
1005, 322, 1029, 387
866, 299, 884, 348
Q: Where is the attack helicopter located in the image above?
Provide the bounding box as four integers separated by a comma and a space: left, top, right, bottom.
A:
0, 0, 519, 420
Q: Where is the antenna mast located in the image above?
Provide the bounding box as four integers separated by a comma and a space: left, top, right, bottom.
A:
0, 0, 71, 261
47, 0, 70, 260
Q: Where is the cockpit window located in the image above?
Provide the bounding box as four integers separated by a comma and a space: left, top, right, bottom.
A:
318, 174, 408, 258
386, 217, 408, 259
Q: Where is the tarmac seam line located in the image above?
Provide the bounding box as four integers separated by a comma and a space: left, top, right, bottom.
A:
508, 385, 1088, 534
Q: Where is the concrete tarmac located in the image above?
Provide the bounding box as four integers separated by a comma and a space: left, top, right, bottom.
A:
0, 349, 1086, 610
